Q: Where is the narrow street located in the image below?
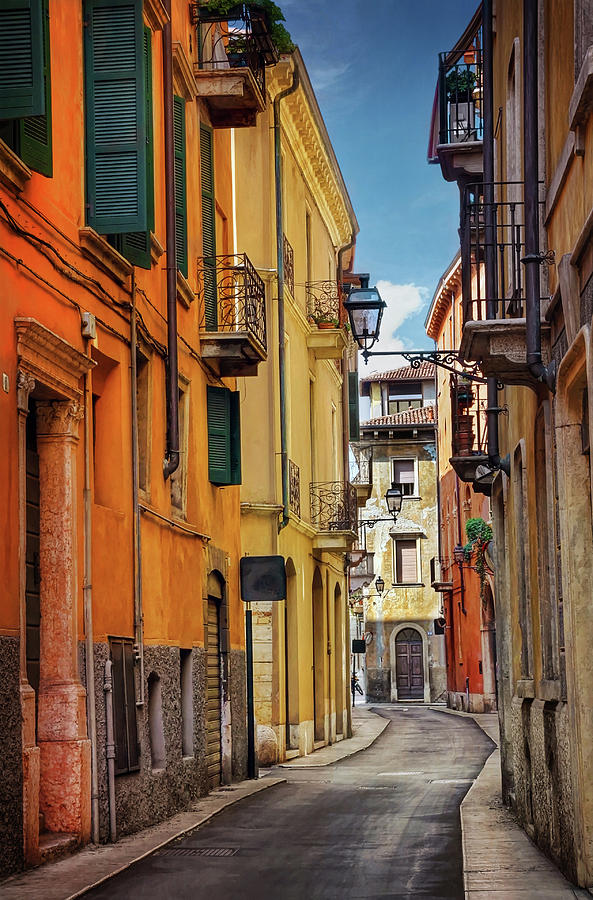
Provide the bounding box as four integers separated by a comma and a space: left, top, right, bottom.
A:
85, 708, 494, 900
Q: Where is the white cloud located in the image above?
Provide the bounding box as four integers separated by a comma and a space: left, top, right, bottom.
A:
358, 281, 429, 372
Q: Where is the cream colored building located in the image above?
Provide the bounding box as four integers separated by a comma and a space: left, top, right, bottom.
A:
235, 50, 359, 763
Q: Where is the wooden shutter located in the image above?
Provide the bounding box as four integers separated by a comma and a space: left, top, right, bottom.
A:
200, 124, 217, 329
0, 0, 44, 119
174, 95, 188, 277
207, 385, 230, 485
19, 0, 51, 175
119, 25, 153, 267
84, 0, 147, 234
393, 458, 415, 494
396, 539, 418, 584
348, 371, 359, 441
110, 637, 140, 775
229, 390, 241, 485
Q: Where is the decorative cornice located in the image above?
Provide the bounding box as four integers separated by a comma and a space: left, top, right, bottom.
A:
143, 0, 169, 30
176, 270, 196, 309
150, 231, 165, 265
16, 370, 35, 414
172, 42, 197, 100
15, 318, 94, 400
79, 227, 133, 286
36, 400, 84, 438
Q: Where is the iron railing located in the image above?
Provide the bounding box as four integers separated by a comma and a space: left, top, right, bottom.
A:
450, 372, 488, 458
289, 459, 300, 518
193, 3, 278, 98
310, 481, 357, 533
197, 253, 266, 352
461, 181, 547, 324
351, 445, 372, 486
305, 280, 341, 326
430, 556, 453, 589
438, 39, 483, 145
283, 234, 294, 297
351, 551, 375, 580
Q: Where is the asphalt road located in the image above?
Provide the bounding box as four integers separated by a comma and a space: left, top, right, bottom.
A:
85, 707, 494, 900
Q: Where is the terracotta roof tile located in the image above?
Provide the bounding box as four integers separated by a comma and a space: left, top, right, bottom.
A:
360, 362, 436, 382
361, 404, 436, 428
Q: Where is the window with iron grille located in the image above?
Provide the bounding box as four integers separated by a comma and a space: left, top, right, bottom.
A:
109, 638, 140, 776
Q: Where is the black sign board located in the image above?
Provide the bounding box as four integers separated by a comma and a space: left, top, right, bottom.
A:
351, 639, 366, 654
240, 555, 286, 603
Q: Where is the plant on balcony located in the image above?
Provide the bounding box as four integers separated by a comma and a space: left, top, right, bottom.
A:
197, 0, 295, 53
446, 68, 476, 101
456, 376, 474, 407
463, 517, 493, 601
309, 313, 339, 328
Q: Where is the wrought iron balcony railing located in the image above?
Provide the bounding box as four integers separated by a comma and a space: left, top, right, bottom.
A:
438, 43, 483, 146
351, 551, 375, 580
305, 280, 341, 327
450, 372, 488, 459
289, 459, 300, 518
351, 445, 372, 486
197, 253, 266, 353
310, 481, 357, 533
283, 234, 294, 297
193, 3, 278, 99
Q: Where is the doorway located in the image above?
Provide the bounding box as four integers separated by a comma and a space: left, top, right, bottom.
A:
395, 628, 424, 700
206, 597, 222, 788
312, 567, 325, 742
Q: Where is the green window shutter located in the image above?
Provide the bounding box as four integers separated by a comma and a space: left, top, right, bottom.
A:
119, 26, 153, 268
207, 386, 230, 485
200, 124, 217, 330
0, 0, 44, 119
229, 390, 241, 485
174, 95, 187, 277
348, 371, 360, 441
84, 0, 147, 234
19, 0, 51, 175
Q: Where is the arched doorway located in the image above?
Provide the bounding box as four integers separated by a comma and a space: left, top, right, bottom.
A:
334, 583, 344, 735
312, 567, 325, 742
206, 571, 224, 788
284, 559, 299, 751
394, 627, 424, 700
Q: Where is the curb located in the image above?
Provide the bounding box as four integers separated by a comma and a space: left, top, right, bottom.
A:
277, 708, 389, 768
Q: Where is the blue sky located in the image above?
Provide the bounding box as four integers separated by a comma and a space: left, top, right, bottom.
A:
282, 0, 478, 361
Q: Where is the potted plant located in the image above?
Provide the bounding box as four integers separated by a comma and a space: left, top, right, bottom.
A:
197, 0, 294, 54
456, 375, 474, 408
455, 412, 475, 456
316, 315, 339, 330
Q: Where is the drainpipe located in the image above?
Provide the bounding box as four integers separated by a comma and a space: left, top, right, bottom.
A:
522, 0, 555, 391
83, 333, 99, 844
337, 234, 356, 487
130, 275, 145, 706
275, 62, 300, 532
104, 660, 117, 842
162, 0, 180, 479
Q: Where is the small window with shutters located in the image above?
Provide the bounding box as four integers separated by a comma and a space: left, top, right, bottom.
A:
174, 94, 187, 277
348, 371, 360, 441
109, 637, 140, 775
200, 124, 218, 330
392, 458, 416, 496
207, 385, 241, 486
393, 538, 419, 584
0, 0, 52, 177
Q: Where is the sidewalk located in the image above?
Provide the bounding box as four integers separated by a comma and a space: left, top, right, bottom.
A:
432, 706, 590, 898
278, 705, 389, 768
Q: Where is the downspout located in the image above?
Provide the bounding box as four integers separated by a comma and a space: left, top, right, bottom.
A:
130, 275, 145, 706
522, 0, 555, 391
162, 0, 180, 479
338, 234, 356, 486
104, 659, 117, 842
275, 62, 300, 532
455, 474, 466, 615
83, 334, 99, 844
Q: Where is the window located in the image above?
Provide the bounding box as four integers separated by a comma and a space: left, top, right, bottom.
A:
348, 371, 360, 441
207, 385, 241, 485
305, 209, 312, 284
109, 638, 140, 775
136, 347, 151, 494
180, 649, 193, 757
173, 94, 187, 276
84, 0, 148, 234
0, 0, 52, 176
393, 458, 416, 496
171, 382, 188, 511
387, 381, 423, 415
201, 124, 217, 328
393, 538, 419, 584
148, 672, 166, 771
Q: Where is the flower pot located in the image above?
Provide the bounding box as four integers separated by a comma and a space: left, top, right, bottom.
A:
318, 322, 335, 330
455, 415, 475, 456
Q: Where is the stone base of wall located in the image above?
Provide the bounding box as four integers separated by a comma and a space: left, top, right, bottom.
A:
230, 649, 247, 780
366, 666, 391, 702
0, 636, 24, 876
446, 690, 496, 713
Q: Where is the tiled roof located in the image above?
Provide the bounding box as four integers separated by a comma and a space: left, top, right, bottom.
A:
361, 362, 436, 382
361, 404, 436, 428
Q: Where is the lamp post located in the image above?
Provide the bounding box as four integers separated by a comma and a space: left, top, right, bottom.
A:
375, 575, 385, 595
385, 482, 403, 520
343, 286, 386, 356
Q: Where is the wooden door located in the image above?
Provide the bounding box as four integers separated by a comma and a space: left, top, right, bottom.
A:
25, 403, 40, 736
395, 628, 424, 700
206, 598, 222, 788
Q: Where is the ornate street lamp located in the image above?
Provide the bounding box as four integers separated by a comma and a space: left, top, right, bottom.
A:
343, 286, 386, 355
375, 575, 385, 595
385, 482, 403, 521
453, 544, 465, 566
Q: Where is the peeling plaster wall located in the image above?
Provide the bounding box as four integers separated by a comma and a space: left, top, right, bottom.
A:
0, 637, 24, 876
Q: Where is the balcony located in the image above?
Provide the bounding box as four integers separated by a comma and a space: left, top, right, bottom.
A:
449, 372, 489, 484
350, 551, 375, 593
198, 253, 267, 376
433, 27, 483, 184
310, 481, 358, 553
289, 459, 300, 519
192, 4, 277, 128
350, 445, 372, 507
459, 182, 552, 387
430, 556, 453, 592
283, 234, 294, 296
305, 280, 347, 360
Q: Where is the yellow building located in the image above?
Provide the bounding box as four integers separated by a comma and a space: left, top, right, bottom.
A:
235, 50, 359, 763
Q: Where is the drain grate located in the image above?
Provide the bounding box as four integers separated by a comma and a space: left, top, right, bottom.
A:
157, 847, 239, 858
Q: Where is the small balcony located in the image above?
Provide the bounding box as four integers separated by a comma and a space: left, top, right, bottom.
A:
430, 556, 453, 592
283, 234, 294, 296
459, 182, 552, 387
434, 33, 484, 183
449, 372, 489, 484
350, 551, 375, 593
198, 253, 267, 376
350, 445, 372, 507
310, 481, 358, 553
305, 280, 347, 360
289, 458, 300, 519
192, 4, 277, 128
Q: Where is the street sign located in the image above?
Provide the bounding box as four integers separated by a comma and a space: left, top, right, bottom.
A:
352, 639, 366, 654
240, 555, 286, 603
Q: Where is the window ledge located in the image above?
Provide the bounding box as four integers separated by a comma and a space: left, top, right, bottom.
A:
150, 232, 165, 265
173, 41, 197, 100
143, 0, 169, 30
79, 227, 133, 286
0, 138, 31, 193
177, 271, 195, 309
391, 583, 424, 588
569, 44, 593, 130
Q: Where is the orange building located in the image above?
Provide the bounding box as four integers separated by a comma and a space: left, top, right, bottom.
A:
425, 255, 497, 712
0, 0, 278, 874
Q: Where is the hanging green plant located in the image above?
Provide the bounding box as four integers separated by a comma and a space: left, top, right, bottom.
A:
198, 0, 295, 54
463, 517, 493, 601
